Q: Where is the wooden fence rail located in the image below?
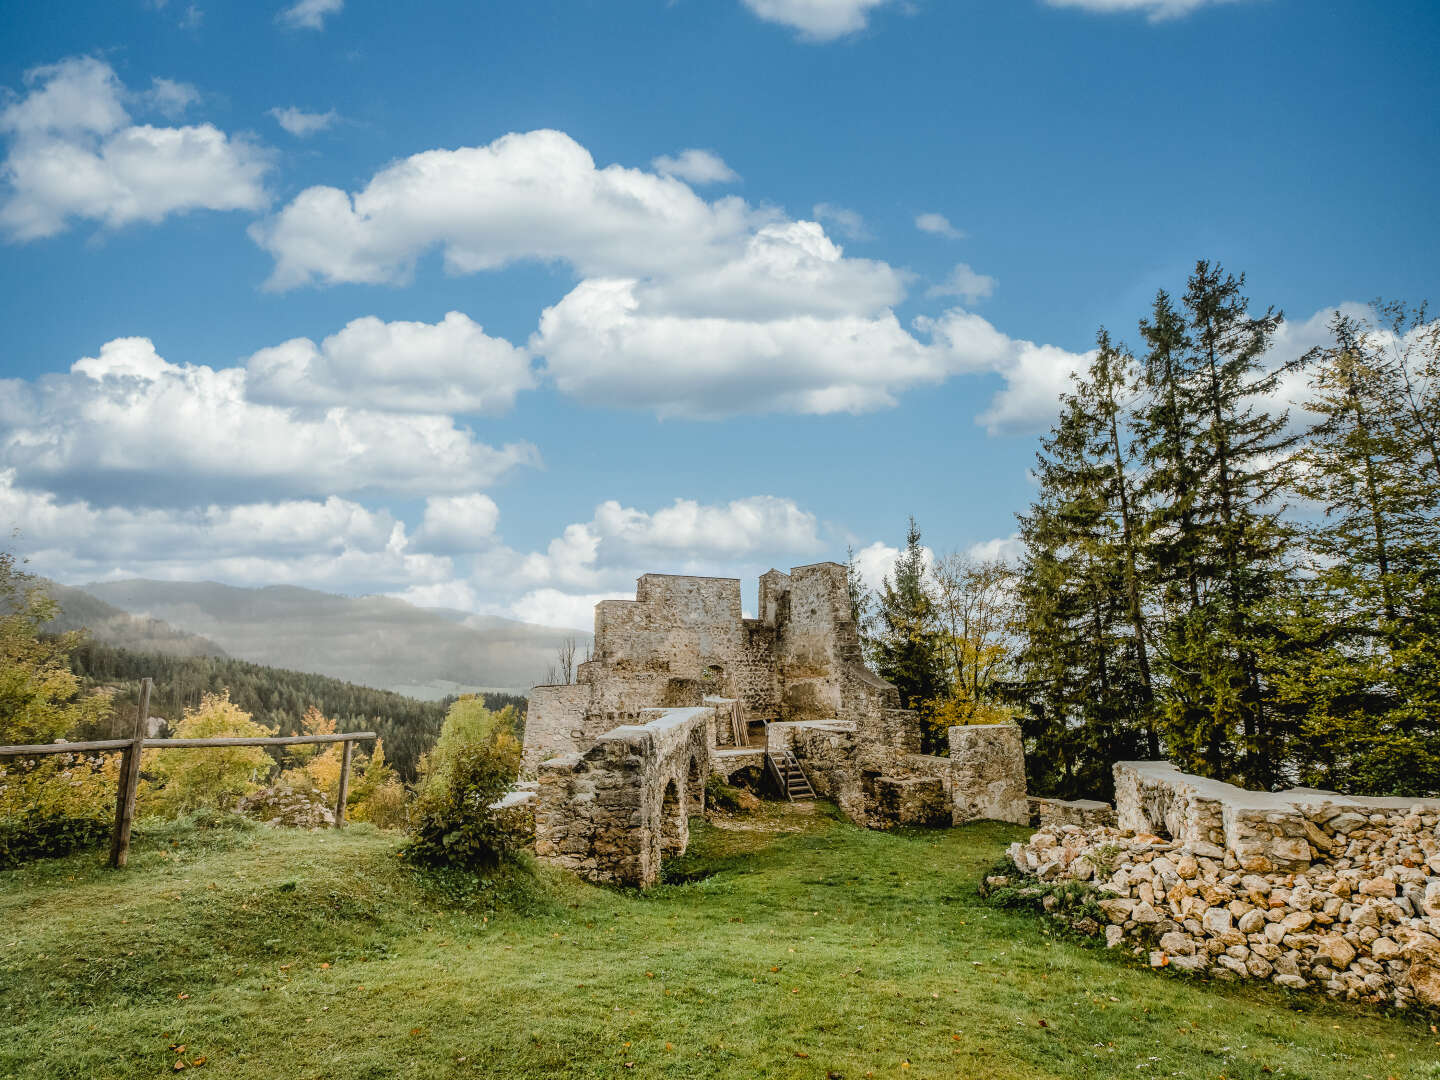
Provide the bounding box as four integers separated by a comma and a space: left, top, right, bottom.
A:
0, 679, 376, 868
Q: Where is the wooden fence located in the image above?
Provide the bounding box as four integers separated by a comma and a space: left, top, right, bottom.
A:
0, 678, 376, 868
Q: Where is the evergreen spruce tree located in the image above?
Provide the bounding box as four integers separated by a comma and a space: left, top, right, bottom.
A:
872, 518, 945, 751
1174, 261, 1295, 788
1274, 311, 1440, 795
1011, 378, 1147, 799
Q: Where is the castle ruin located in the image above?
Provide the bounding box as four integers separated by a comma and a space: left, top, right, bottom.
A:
522, 563, 1028, 888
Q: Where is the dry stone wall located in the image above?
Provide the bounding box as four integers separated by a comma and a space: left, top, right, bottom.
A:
1002, 762, 1440, 1010
533, 706, 711, 889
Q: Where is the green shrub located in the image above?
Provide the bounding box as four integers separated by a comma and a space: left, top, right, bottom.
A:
403, 698, 523, 869
0, 806, 111, 869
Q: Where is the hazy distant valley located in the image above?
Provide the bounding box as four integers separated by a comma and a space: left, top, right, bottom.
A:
45, 579, 588, 698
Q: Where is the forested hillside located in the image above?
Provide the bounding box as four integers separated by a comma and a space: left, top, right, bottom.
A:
39, 580, 226, 658
68, 642, 527, 780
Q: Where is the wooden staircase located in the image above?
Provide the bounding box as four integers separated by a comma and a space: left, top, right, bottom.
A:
765, 750, 815, 802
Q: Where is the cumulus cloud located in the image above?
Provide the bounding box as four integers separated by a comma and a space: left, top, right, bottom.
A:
507, 588, 632, 632
278, 0, 342, 30
414, 493, 501, 554
0, 336, 538, 506
246, 311, 535, 415
922, 308, 1091, 434
927, 262, 997, 304
249, 127, 1101, 430
250, 129, 765, 290
915, 212, 964, 239
811, 203, 870, 241
535, 278, 943, 417
269, 106, 337, 137
1042, 0, 1246, 19
740, 0, 897, 41
0, 470, 451, 592
516, 496, 825, 589
651, 148, 738, 185
967, 534, 1024, 562
0, 56, 270, 241
849, 539, 935, 593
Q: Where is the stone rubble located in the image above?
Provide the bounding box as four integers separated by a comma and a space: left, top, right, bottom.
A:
1005, 807, 1440, 1011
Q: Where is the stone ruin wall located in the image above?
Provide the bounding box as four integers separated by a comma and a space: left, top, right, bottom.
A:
523, 562, 1032, 876
1005, 760, 1440, 1010
533, 706, 712, 889
769, 717, 1029, 830
525, 573, 783, 771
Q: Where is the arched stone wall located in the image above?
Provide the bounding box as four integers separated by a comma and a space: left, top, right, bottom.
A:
533, 706, 713, 889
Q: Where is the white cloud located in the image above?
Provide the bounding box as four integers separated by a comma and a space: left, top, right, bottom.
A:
812, 202, 870, 241
1042, 0, 1246, 19
250, 128, 765, 290
535, 277, 943, 418
849, 538, 935, 593
966, 534, 1024, 562
246, 311, 535, 415
269, 106, 337, 137
142, 77, 200, 119
740, 0, 897, 41
0, 56, 270, 241
516, 496, 824, 588
0, 336, 538, 506
508, 588, 631, 632
278, 0, 343, 30
915, 212, 964, 239
922, 308, 1091, 434
0, 470, 451, 592
249, 127, 1100, 430
927, 262, 997, 304
651, 148, 738, 185
415, 493, 501, 554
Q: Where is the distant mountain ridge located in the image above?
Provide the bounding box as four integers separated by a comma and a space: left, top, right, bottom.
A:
70, 579, 589, 698
41, 580, 228, 658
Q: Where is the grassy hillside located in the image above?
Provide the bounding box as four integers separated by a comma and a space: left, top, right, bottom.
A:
81, 579, 590, 697
68, 641, 525, 780
1, 809, 1433, 1080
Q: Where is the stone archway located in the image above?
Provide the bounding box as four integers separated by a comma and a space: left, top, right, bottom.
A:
686, 754, 704, 814
660, 779, 686, 855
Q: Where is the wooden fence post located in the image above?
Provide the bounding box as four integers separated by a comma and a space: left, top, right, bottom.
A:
109, 678, 151, 869
334, 738, 354, 829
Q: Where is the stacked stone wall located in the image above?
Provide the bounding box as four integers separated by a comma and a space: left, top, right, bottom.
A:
533, 706, 712, 889
947, 722, 1028, 825
1006, 816, 1440, 1010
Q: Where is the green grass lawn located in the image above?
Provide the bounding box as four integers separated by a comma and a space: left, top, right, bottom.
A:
2, 805, 1437, 1080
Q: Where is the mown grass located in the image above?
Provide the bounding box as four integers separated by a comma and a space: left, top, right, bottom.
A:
2, 806, 1438, 1079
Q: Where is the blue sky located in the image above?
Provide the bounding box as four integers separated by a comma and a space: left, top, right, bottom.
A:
1, 0, 1437, 629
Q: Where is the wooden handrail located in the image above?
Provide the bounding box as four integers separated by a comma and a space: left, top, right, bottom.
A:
0, 678, 379, 864
1, 732, 377, 757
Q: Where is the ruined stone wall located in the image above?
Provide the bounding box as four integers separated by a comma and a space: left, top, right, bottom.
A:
533, 706, 712, 889
735, 620, 779, 721
947, 722, 1029, 826
1007, 808, 1440, 1010
1115, 761, 1440, 874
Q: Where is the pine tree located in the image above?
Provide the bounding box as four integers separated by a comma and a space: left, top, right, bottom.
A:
1011, 381, 1148, 799
1274, 311, 1440, 795
872, 518, 945, 750
1171, 261, 1296, 788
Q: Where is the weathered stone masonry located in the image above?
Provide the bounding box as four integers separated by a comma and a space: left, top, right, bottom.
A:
523, 564, 1030, 888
